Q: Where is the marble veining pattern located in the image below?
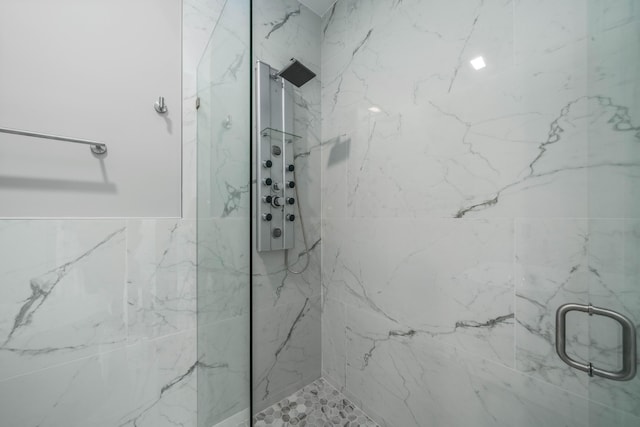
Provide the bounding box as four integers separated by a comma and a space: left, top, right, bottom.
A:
320, 0, 640, 426
0, 221, 127, 380
253, 0, 323, 413
254, 378, 378, 426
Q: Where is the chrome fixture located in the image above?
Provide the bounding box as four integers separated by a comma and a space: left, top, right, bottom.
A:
154, 96, 168, 114
256, 59, 314, 273
0, 126, 107, 155
256, 60, 299, 251
556, 303, 637, 381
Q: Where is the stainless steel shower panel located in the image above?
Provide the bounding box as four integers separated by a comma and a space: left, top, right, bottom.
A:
256, 61, 296, 252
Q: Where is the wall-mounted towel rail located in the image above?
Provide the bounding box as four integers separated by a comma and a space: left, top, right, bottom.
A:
0, 126, 107, 155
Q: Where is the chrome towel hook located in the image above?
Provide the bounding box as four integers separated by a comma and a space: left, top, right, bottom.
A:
154, 96, 168, 114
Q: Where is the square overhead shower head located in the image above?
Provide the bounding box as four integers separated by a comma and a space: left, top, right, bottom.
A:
277, 58, 316, 87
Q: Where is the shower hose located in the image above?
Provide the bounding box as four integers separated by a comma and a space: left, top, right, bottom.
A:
284, 164, 310, 274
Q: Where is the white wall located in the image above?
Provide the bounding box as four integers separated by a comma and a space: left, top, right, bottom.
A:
0, 0, 181, 217
0, 1, 220, 426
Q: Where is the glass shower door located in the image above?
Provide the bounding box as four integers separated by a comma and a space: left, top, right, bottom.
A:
585, 2, 640, 425
196, 1, 251, 426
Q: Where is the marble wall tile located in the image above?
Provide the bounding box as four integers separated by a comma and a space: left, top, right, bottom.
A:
345, 305, 589, 427
586, 219, 640, 416
254, 0, 321, 74
320, 0, 640, 425
127, 219, 197, 341
197, 315, 250, 427
514, 0, 587, 63
323, 218, 515, 366
252, 0, 323, 412
320, 0, 640, 220
590, 401, 640, 427
253, 217, 321, 311
321, 296, 346, 390
515, 219, 591, 396
0, 220, 126, 381
253, 296, 321, 411
515, 218, 640, 416
197, 217, 250, 325
0, 330, 197, 427
197, 0, 251, 221
183, 0, 227, 75
586, 17, 640, 220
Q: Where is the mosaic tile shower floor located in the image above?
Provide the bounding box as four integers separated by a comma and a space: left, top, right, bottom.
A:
253, 378, 379, 426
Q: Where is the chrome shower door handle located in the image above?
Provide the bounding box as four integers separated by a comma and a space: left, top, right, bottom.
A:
556, 303, 637, 381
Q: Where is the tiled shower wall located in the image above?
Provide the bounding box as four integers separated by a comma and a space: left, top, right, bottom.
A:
252, 0, 324, 412
0, 1, 226, 425
320, 1, 640, 426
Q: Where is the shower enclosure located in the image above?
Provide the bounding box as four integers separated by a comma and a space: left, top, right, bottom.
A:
195, 0, 639, 426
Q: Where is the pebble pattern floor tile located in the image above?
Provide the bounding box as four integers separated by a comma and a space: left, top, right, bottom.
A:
253, 378, 379, 426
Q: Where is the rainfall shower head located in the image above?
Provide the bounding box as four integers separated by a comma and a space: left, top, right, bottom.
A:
277, 58, 316, 87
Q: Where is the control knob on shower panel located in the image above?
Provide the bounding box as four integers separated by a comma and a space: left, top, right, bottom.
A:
286, 214, 295, 222
286, 197, 295, 205
271, 196, 283, 207
263, 178, 273, 186
262, 195, 273, 203
262, 213, 273, 221
263, 160, 273, 168
287, 181, 295, 188
287, 164, 295, 172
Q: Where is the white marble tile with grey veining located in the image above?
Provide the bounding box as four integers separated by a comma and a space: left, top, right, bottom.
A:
197, 0, 251, 221
197, 218, 251, 325
321, 296, 347, 391
198, 315, 250, 427
318, 0, 640, 425
253, 217, 321, 311
321, 0, 640, 220
253, 296, 321, 412
0, 329, 197, 427
251, 0, 323, 415
0, 220, 127, 381
322, 218, 515, 367
586, 219, 640, 417
515, 218, 591, 396
254, 0, 321, 75
127, 219, 197, 341
345, 305, 590, 427
515, 218, 640, 416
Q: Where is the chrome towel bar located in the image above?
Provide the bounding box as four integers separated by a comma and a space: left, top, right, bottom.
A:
0, 126, 107, 155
